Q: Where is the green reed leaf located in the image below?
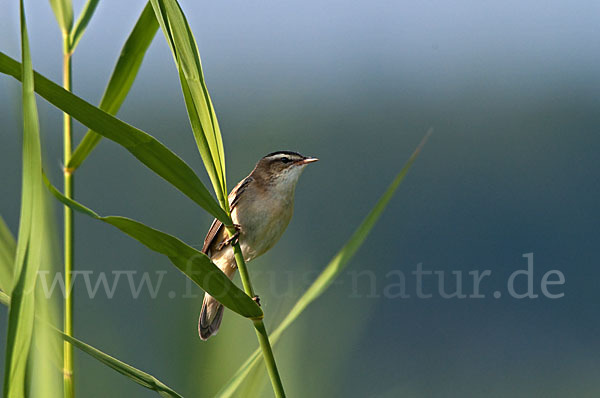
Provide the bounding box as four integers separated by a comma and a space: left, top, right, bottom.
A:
68, 2, 159, 170
0, 215, 16, 295
58, 330, 183, 398
0, 51, 232, 226
3, 3, 46, 395
150, 0, 228, 210
0, 291, 8, 306
68, 0, 100, 52
217, 131, 431, 397
29, 186, 62, 397
0, 291, 182, 398
44, 175, 262, 320
48, 0, 73, 34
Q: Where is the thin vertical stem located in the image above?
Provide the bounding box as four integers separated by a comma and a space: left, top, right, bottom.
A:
227, 226, 285, 398
252, 319, 284, 397
62, 35, 75, 398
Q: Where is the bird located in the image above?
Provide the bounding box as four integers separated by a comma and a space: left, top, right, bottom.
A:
199, 150, 318, 340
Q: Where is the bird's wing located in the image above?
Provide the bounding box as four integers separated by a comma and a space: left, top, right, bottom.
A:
201, 176, 254, 255
200, 218, 223, 255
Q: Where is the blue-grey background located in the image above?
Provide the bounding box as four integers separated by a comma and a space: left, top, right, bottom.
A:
1, 1, 599, 397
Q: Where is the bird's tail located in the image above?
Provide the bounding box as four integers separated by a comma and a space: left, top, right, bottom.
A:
199, 294, 225, 340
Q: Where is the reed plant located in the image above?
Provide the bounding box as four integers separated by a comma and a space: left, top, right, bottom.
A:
0, 1, 429, 396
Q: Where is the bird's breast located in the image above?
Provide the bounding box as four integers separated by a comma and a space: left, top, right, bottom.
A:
232, 192, 294, 261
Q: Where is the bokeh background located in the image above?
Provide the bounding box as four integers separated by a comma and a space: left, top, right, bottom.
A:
1, 1, 599, 397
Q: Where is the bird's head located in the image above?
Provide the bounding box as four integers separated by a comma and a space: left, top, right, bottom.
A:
252, 151, 318, 190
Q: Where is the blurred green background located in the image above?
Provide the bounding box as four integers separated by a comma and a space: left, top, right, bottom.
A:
1, 0, 599, 397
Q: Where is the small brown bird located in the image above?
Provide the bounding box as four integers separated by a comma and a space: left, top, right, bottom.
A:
199, 151, 318, 340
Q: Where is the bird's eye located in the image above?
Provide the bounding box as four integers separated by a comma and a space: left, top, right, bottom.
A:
280, 157, 291, 163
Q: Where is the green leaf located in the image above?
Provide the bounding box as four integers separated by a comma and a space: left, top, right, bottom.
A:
48, 0, 73, 34
0, 51, 232, 226
68, 0, 100, 52
216, 131, 432, 397
43, 175, 262, 320
29, 191, 62, 398
0, 215, 16, 295
0, 291, 9, 306
3, 3, 46, 395
0, 292, 182, 398
150, 0, 228, 210
57, 330, 183, 398
68, 2, 159, 170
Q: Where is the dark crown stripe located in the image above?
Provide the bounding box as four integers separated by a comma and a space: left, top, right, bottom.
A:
263, 150, 304, 159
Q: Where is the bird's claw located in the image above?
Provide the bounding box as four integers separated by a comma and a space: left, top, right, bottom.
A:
218, 224, 241, 250
252, 295, 261, 306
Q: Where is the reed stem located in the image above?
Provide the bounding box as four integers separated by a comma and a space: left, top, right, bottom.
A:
62, 35, 75, 398
226, 226, 285, 398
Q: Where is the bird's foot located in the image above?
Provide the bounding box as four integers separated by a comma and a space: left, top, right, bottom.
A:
218, 224, 241, 250
252, 295, 261, 306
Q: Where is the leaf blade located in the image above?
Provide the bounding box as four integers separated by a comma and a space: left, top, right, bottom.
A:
0, 291, 182, 398
29, 188, 62, 398
0, 50, 232, 225
150, 0, 228, 209
68, 2, 159, 170
68, 0, 100, 52
0, 215, 16, 295
3, 3, 46, 395
58, 330, 183, 398
48, 0, 73, 34
44, 175, 262, 319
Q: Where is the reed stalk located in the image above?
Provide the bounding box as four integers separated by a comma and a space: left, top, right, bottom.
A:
226, 225, 286, 398
62, 34, 75, 398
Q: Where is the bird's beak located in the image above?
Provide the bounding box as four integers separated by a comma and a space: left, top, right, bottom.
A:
300, 157, 319, 164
